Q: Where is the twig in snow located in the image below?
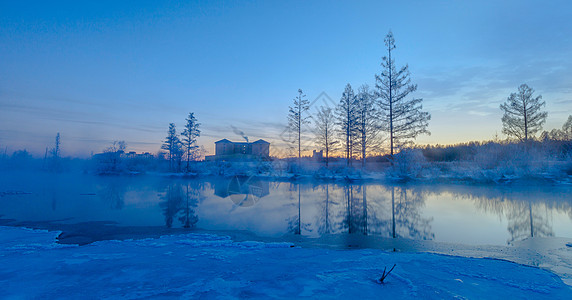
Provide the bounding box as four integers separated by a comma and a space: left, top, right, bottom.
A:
378, 264, 396, 284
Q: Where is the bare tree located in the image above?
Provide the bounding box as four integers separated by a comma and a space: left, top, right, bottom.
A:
162, 123, 182, 172
314, 106, 338, 167
355, 84, 382, 167
288, 89, 310, 162
500, 84, 547, 143
181, 112, 201, 171
335, 83, 358, 166
105, 140, 126, 153
375, 31, 430, 157
100, 140, 126, 173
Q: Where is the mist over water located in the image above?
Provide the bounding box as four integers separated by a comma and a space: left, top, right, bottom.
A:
1, 170, 571, 247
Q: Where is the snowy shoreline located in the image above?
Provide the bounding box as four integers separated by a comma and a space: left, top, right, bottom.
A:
143, 167, 572, 186
1, 226, 571, 298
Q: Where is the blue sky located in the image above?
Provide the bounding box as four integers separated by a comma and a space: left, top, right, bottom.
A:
1, 0, 571, 157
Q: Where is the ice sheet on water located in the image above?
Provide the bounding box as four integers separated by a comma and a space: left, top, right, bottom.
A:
0, 226, 75, 251
0, 226, 571, 299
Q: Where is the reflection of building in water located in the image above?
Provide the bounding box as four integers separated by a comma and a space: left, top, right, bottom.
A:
205, 139, 270, 161
214, 177, 270, 207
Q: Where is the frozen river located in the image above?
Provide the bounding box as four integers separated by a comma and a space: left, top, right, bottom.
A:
1, 171, 571, 248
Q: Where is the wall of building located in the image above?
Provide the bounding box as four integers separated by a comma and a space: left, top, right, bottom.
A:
214, 140, 270, 160
215, 142, 234, 156
252, 143, 269, 157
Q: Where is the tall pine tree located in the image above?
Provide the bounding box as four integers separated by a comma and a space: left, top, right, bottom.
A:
375, 31, 430, 158
288, 89, 310, 162
314, 106, 338, 167
500, 84, 547, 143
354, 84, 381, 167
181, 113, 201, 171
335, 84, 358, 166
162, 123, 182, 172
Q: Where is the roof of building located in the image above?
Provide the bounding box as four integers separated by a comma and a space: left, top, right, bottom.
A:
215, 139, 232, 144
252, 139, 270, 144
215, 139, 270, 144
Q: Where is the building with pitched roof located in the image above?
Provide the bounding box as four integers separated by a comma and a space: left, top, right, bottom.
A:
205, 139, 270, 161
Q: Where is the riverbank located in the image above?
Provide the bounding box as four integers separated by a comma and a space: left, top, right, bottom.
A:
1, 226, 570, 299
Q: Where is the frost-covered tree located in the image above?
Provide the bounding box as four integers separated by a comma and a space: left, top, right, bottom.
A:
314, 106, 338, 167
540, 115, 572, 141
181, 112, 201, 171
52, 132, 61, 160
375, 31, 430, 157
355, 84, 381, 167
335, 84, 358, 166
98, 140, 126, 174
48, 132, 62, 171
500, 84, 547, 143
162, 123, 182, 172
563, 115, 572, 140
288, 89, 310, 161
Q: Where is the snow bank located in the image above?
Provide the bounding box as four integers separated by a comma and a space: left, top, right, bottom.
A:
0, 226, 570, 299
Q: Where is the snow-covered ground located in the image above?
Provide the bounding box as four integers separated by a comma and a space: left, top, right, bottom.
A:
1, 226, 570, 299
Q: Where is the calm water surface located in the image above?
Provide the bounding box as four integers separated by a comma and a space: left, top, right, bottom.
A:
1, 171, 571, 247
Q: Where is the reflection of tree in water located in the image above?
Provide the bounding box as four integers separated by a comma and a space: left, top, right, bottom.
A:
465, 189, 557, 244
98, 180, 126, 210
339, 185, 368, 235
160, 182, 200, 228
390, 186, 434, 240
315, 184, 341, 235
286, 183, 311, 235
179, 183, 200, 228
507, 201, 553, 244
310, 184, 431, 239
160, 184, 183, 228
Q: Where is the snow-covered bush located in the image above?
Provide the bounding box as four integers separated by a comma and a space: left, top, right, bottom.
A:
391, 148, 426, 179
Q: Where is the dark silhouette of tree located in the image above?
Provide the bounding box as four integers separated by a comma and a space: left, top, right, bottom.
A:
288, 89, 310, 162
181, 113, 201, 172
375, 31, 430, 157
49, 132, 62, 171
162, 123, 182, 172
314, 106, 338, 167
53, 133, 61, 159
335, 84, 358, 166
500, 84, 547, 143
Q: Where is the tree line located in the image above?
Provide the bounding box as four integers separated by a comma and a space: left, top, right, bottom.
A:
289, 30, 570, 167
288, 31, 431, 167
161, 112, 201, 172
